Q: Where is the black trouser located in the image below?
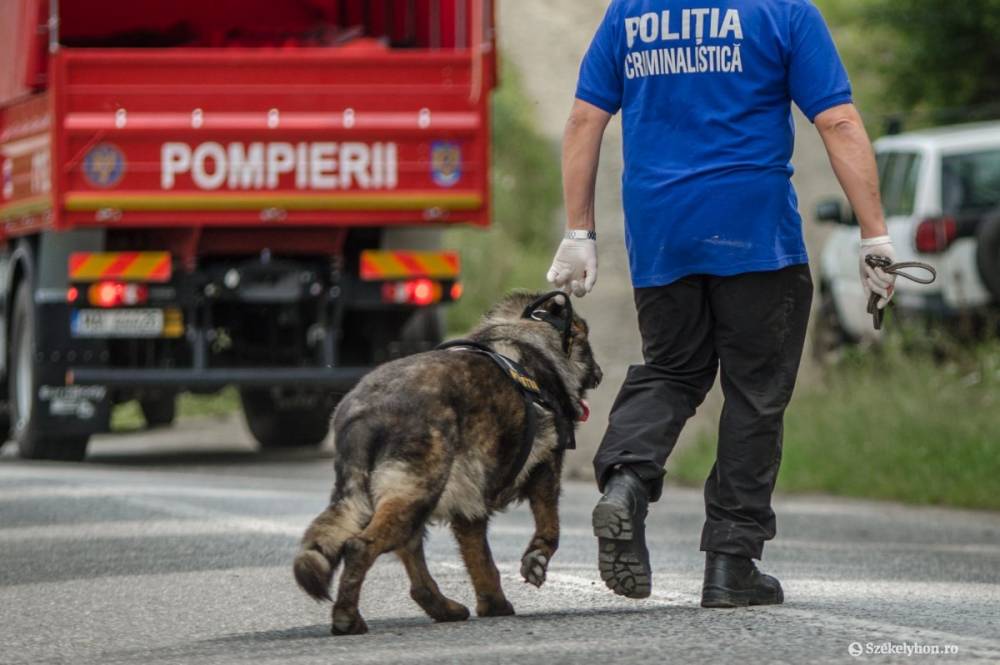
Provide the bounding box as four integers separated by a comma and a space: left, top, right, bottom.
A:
593, 265, 813, 560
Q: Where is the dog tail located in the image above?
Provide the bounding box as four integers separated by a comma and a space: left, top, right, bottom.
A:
293, 477, 371, 601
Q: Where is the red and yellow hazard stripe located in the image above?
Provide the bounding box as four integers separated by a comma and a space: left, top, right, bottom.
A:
360, 251, 460, 281
69, 252, 172, 283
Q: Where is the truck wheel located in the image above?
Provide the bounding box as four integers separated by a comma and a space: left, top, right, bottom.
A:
140, 396, 177, 429
9, 283, 89, 461
976, 211, 1000, 303
239, 389, 331, 449
0, 407, 10, 443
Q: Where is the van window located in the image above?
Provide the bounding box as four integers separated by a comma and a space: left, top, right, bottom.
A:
878, 152, 922, 217
942, 150, 1000, 216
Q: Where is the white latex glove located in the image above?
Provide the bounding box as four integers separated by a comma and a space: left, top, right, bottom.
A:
859, 235, 897, 310
546, 238, 597, 298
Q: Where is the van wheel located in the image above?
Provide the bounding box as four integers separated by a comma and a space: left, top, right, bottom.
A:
9, 283, 89, 461
976, 211, 1000, 303
140, 395, 177, 428
239, 389, 331, 449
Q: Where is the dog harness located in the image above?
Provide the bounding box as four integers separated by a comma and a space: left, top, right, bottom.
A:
438, 341, 579, 486
437, 338, 574, 454
437, 292, 579, 487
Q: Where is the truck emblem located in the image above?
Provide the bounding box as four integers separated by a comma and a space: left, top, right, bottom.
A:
431, 141, 462, 188
83, 143, 126, 188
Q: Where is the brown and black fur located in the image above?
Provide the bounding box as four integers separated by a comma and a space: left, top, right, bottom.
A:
293, 292, 602, 635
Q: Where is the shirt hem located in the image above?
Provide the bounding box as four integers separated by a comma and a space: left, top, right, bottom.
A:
575, 90, 620, 115
803, 93, 854, 122
631, 254, 810, 288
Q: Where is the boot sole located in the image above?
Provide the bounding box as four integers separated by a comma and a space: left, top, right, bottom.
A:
592, 501, 634, 540
701, 585, 784, 608
593, 502, 650, 599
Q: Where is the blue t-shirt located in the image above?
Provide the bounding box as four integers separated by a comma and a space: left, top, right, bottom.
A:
576, 0, 852, 287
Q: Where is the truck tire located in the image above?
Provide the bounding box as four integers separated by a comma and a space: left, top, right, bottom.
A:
9, 283, 89, 461
976, 211, 1000, 303
0, 407, 10, 443
140, 396, 177, 428
239, 389, 331, 449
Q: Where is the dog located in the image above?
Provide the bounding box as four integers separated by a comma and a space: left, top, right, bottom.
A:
293, 291, 602, 635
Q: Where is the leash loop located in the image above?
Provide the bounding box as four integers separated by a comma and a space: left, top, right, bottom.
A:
864, 255, 938, 330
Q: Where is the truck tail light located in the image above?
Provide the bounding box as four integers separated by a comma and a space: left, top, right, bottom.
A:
382, 279, 443, 306
914, 217, 957, 254
450, 282, 464, 301
87, 281, 149, 308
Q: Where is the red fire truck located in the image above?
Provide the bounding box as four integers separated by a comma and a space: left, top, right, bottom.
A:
0, 0, 496, 460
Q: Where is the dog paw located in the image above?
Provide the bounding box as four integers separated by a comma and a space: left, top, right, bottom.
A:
433, 599, 471, 623
476, 596, 515, 617
521, 549, 549, 588
331, 609, 369, 636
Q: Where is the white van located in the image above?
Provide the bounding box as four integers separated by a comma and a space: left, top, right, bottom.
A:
815, 121, 1000, 347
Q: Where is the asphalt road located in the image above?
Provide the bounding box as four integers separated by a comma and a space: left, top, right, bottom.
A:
2, 417, 999, 665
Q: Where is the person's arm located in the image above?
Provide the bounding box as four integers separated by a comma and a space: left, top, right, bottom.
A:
815, 103, 886, 239
815, 102, 896, 308
563, 99, 612, 233
547, 100, 611, 296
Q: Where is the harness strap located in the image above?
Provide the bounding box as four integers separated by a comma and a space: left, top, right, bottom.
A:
437, 339, 573, 489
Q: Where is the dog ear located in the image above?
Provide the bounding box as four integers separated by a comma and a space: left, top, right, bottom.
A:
522, 291, 570, 322
536, 292, 568, 317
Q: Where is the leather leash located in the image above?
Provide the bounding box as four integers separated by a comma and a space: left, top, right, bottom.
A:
865, 255, 938, 330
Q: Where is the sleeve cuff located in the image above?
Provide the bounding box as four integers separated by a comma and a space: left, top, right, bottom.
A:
575, 89, 621, 115
803, 93, 854, 123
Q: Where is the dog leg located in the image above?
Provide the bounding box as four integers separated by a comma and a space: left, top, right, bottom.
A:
331, 498, 425, 635
397, 533, 470, 623
451, 518, 515, 617
521, 463, 561, 588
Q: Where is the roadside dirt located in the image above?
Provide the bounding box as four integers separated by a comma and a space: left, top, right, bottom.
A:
499, 1, 841, 481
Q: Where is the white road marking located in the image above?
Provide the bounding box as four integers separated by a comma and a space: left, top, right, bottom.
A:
0, 483, 318, 502
779, 537, 1000, 556
3, 478, 997, 558
0, 517, 307, 543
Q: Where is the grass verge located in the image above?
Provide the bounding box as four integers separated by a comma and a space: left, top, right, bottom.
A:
671, 334, 1000, 510
111, 388, 240, 432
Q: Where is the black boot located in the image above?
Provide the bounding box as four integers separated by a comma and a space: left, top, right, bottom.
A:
592, 468, 651, 599
701, 552, 784, 608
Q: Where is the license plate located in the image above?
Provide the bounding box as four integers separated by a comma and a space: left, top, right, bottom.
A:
71, 309, 165, 338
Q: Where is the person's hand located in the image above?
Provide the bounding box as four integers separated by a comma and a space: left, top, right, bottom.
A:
859, 235, 897, 310
547, 237, 597, 297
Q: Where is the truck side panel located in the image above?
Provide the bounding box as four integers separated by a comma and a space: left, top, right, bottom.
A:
0, 94, 54, 237
53, 49, 491, 230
